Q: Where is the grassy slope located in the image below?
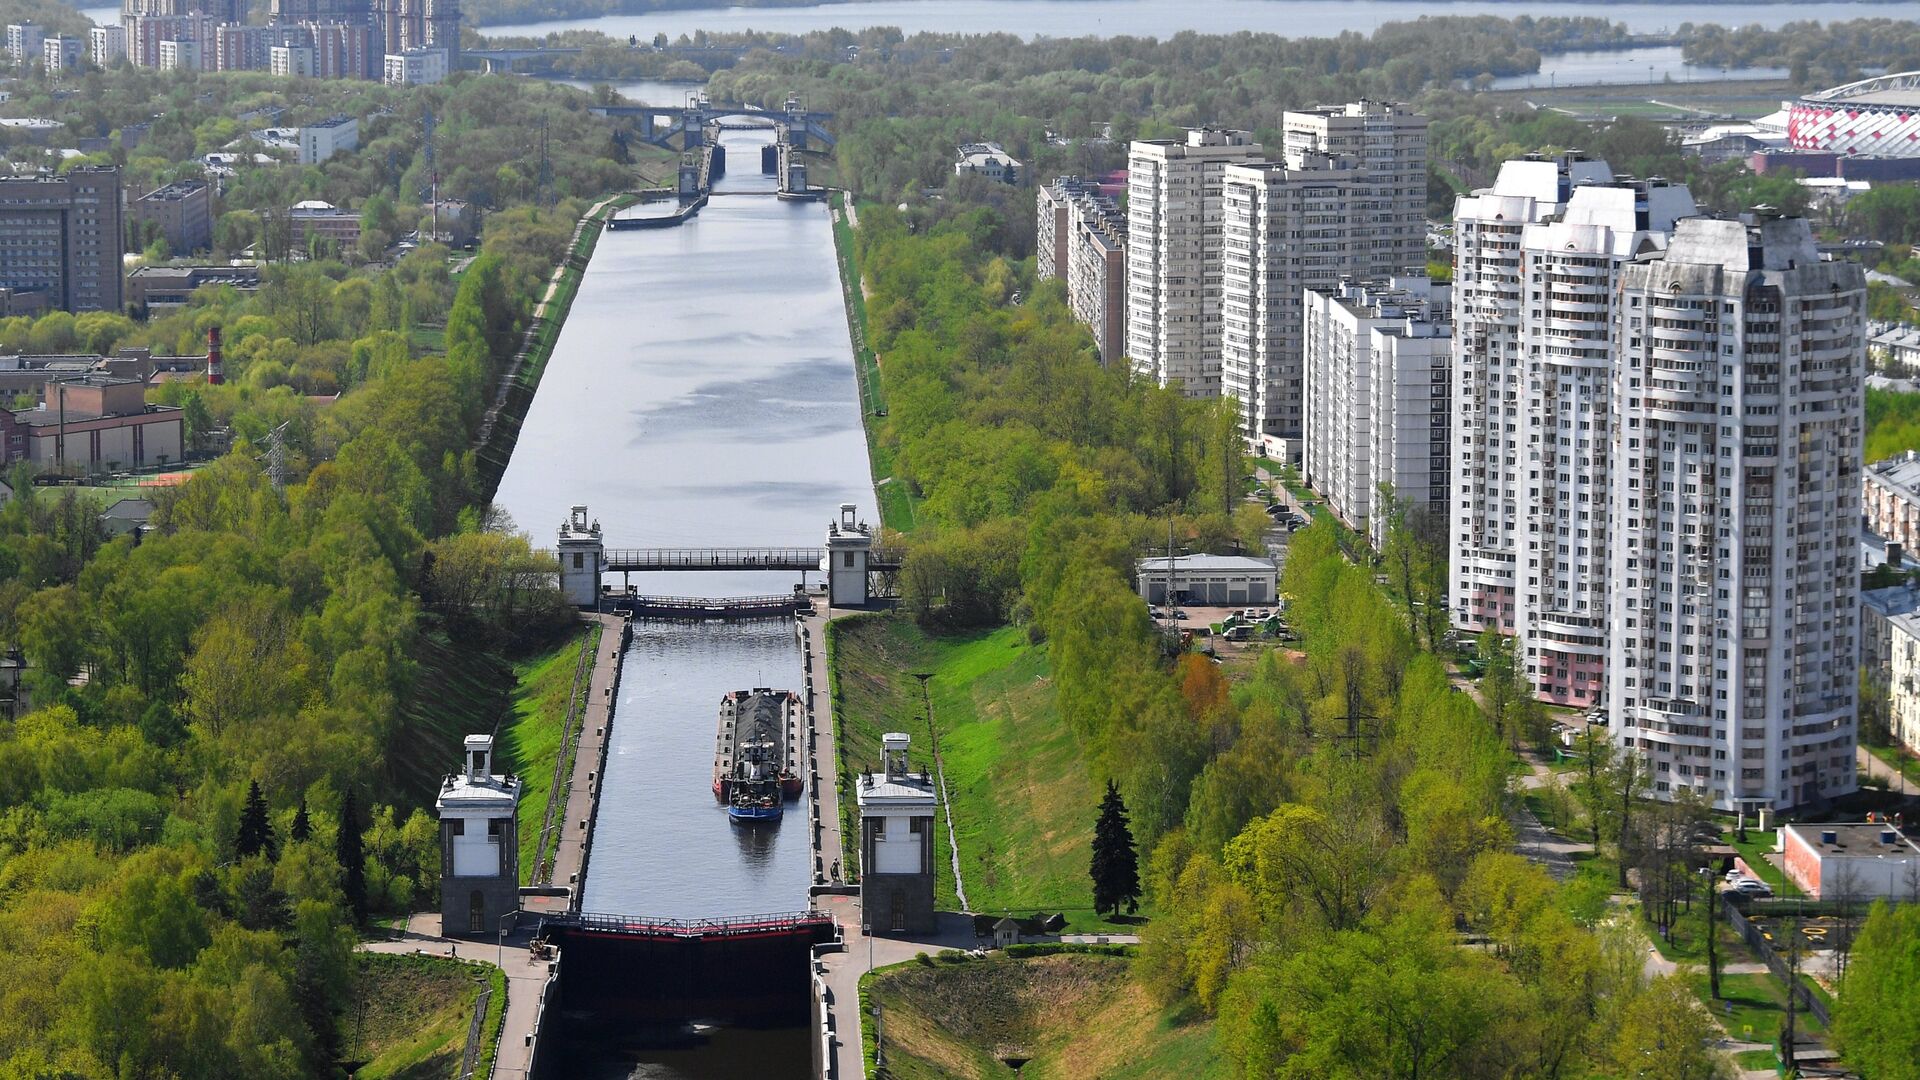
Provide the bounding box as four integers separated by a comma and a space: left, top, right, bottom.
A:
498, 623, 599, 882
349, 953, 492, 1080
865, 954, 1223, 1080
830, 191, 916, 534
831, 614, 1115, 923
387, 625, 516, 813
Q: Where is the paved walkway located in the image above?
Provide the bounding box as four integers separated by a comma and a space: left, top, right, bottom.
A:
359, 913, 554, 1080
546, 612, 627, 906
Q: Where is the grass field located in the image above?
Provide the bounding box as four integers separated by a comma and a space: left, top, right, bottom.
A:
349, 953, 496, 1080
498, 623, 599, 882
1689, 971, 1826, 1048
830, 614, 1126, 925
862, 953, 1222, 1080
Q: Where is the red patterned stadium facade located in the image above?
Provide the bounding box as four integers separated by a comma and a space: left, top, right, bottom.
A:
1788, 72, 1920, 156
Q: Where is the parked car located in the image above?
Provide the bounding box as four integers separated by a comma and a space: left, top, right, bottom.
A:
1732, 878, 1773, 897
1174, 609, 1190, 620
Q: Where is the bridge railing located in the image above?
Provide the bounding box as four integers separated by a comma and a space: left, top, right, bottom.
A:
545, 909, 834, 938
604, 547, 825, 567
620, 594, 802, 607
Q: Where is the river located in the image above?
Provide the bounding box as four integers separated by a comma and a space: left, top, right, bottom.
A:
493, 128, 868, 925
478, 0, 1920, 42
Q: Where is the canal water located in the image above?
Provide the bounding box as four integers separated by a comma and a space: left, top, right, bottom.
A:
491, 129, 867, 1077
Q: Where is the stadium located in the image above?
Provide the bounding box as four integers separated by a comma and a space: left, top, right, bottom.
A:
1788, 71, 1920, 156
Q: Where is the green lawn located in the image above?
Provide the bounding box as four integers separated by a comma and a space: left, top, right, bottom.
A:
349, 953, 497, 1080
1724, 830, 1802, 897
830, 614, 1127, 928
1689, 971, 1825, 1048
1866, 743, 1920, 788
497, 623, 599, 882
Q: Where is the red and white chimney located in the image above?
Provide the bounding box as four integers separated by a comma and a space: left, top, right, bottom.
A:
206, 326, 223, 386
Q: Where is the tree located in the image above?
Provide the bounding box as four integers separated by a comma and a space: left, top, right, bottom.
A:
290, 797, 311, 844
1834, 902, 1920, 1077
335, 793, 368, 926
1607, 975, 1726, 1080
235, 779, 277, 860
1090, 779, 1140, 915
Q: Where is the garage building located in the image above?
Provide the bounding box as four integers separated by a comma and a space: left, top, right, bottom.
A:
1136, 554, 1278, 606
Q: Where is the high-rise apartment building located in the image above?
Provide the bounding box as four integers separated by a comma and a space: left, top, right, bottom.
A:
1449, 155, 1615, 636
1301, 276, 1451, 544
1220, 101, 1427, 448
1515, 177, 1696, 709
42, 35, 84, 72
90, 24, 127, 66
1125, 128, 1263, 398
0, 167, 125, 314
1038, 176, 1128, 364
1609, 213, 1863, 812
6, 22, 44, 64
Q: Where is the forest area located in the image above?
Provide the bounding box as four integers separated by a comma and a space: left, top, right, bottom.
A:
0, 64, 656, 1076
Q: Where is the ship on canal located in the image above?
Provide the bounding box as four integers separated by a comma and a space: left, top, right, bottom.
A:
712, 688, 803, 822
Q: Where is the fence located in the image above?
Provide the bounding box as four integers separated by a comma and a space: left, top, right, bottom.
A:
457, 981, 493, 1080
1722, 896, 1833, 1028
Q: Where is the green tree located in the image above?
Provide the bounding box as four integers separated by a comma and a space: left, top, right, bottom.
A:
1606, 975, 1726, 1080
1834, 902, 1920, 1077
1090, 778, 1141, 916
236, 779, 276, 860
335, 793, 368, 925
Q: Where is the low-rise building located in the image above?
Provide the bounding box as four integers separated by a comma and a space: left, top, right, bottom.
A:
1780, 823, 1920, 899
130, 178, 214, 256
126, 263, 262, 310
857, 733, 938, 935
1866, 450, 1920, 557
1862, 582, 1920, 676
1136, 554, 1278, 606
954, 141, 1021, 185
100, 497, 155, 538
298, 115, 357, 165
0, 375, 183, 470
436, 734, 521, 938
1885, 609, 1920, 753
289, 200, 362, 251
383, 47, 446, 86
1870, 322, 1920, 372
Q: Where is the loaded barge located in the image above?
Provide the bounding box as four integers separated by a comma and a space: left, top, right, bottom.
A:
711, 689, 803, 823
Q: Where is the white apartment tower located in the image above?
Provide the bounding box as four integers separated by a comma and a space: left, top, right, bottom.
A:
1301, 277, 1451, 543
1450, 155, 1615, 636
1609, 213, 1863, 813
1126, 128, 1262, 397
1515, 177, 1697, 709
1220, 101, 1427, 447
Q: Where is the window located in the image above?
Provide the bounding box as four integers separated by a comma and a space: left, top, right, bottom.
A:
843, 552, 855, 568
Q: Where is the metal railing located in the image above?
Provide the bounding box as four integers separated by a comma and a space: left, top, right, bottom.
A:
544, 909, 834, 939
457, 982, 492, 1080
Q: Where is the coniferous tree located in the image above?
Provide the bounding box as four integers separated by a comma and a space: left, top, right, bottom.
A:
336, 793, 369, 926
291, 796, 312, 843
1091, 779, 1141, 916
236, 779, 277, 860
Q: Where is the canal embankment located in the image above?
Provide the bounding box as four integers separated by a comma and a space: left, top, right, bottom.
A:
475, 191, 637, 497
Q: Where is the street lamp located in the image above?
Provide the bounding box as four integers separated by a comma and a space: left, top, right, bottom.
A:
498, 910, 518, 971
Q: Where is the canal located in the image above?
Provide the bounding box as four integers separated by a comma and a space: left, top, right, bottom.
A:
491, 129, 870, 1078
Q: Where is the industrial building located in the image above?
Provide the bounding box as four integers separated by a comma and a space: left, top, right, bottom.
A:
0, 375, 184, 471
1135, 554, 1277, 606
1779, 823, 1920, 899
130, 178, 214, 256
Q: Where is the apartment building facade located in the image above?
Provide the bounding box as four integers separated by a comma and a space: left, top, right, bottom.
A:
130, 178, 214, 255
1220, 102, 1428, 449
1301, 276, 1451, 542
1449, 155, 1616, 636
1516, 178, 1696, 709
1609, 214, 1863, 812
0, 167, 124, 314
1125, 128, 1262, 398
1038, 176, 1128, 364
89, 24, 127, 65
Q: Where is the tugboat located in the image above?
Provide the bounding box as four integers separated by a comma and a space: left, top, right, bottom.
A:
713, 689, 804, 822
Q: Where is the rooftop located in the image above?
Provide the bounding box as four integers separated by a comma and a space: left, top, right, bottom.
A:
1785, 822, 1920, 858
101, 497, 155, 521
438, 771, 521, 809
856, 771, 937, 804
136, 179, 207, 202
1137, 554, 1278, 574
1868, 450, 1920, 494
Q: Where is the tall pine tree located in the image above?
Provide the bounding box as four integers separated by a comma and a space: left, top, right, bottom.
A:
291, 796, 312, 843
336, 793, 369, 926
236, 779, 277, 860
1090, 779, 1140, 916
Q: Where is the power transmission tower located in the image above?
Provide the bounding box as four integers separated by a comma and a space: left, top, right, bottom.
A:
259, 421, 292, 489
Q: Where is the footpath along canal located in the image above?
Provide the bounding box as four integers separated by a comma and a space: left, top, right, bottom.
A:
490, 127, 873, 1079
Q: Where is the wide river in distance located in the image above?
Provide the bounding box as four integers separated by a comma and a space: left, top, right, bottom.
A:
478, 0, 1920, 42
492, 128, 871, 925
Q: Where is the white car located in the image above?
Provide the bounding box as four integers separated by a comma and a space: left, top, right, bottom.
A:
1731, 878, 1773, 898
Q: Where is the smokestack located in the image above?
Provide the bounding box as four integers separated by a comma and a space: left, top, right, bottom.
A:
206, 326, 223, 386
